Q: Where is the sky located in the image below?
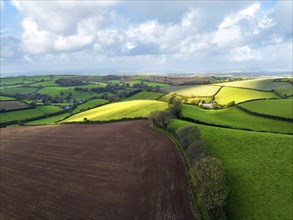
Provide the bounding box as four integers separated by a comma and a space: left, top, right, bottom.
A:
0, 0, 292, 76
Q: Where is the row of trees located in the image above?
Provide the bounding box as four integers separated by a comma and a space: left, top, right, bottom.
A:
176, 125, 229, 219
149, 96, 229, 220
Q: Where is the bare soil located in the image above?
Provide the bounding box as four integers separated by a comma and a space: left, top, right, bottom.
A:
0, 101, 30, 111
0, 120, 193, 219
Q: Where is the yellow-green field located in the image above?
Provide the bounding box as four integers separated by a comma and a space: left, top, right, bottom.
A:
217, 78, 292, 96
63, 100, 168, 122
215, 87, 279, 105
161, 85, 221, 97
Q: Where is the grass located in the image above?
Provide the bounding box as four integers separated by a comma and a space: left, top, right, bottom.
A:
25, 113, 71, 125
72, 99, 108, 114
215, 87, 279, 105
37, 87, 69, 96
0, 96, 15, 101
125, 91, 165, 101
168, 119, 293, 220
127, 80, 170, 87
63, 100, 168, 122
0, 101, 30, 111
36, 105, 63, 114
181, 104, 293, 134
0, 109, 45, 123
29, 80, 58, 87
0, 77, 25, 85
217, 78, 292, 96
239, 99, 293, 119
1, 87, 38, 96
161, 85, 221, 97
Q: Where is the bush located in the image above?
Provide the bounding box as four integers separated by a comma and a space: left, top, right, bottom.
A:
176, 125, 200, 150
190, 156, 229, 211
149, 110, 172, 129
186, 140, 209, 163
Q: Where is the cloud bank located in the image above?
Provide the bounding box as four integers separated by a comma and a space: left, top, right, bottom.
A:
1, 0, 292, 74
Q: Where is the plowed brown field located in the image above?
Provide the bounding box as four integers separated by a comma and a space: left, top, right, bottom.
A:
0, 120, 193, 219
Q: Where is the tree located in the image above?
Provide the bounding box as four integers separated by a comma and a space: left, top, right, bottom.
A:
149, 110, 172, 129
191, 156, 229, 211
186, 140, 209, 163
176, 125, 200, 150
168, 99, 181, 117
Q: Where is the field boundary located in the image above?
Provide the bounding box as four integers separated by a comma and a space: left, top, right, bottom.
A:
235, 104, 293, 122
178, 116, 293, 135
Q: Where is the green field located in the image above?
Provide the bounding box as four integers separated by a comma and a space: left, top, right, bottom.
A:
128, 80, 169, 87
37, 87, 69, 96
29, 80, 58, 87
1, 87, 38, 96
72, 99, 108, 114
239, 99, 293, 119
161, 85, 221, 97
36, 105, 63, 114
0, 96, 15, 101
215, 87, 279, 105
63, 100, 168, 122
125, 91, 165, 101
169, 119, 293, 220
25, 112, 71, 125
0, 109, 45, 123
0, 101, 30, 111
0, 77, 25, 86
181, 104, 293, 134
217, 78, 293, 96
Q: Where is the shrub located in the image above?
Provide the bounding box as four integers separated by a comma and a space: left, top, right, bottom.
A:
176, 125, 200, 150
149, 110, 172, 129
191, 156, 229, 211
186, 140, 209, 163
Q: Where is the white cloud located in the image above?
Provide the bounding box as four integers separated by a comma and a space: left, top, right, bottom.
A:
230, 46, 262, 61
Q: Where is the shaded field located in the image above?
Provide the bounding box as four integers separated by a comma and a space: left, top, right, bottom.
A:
0, 96, 15, 101
125, 91, 165, 101
128, 80, 170, 87
25, 113, 71, 125
239, 99, 293, 119
169, 119, 293, 220
0, 121, 193, 219
162, 85, 220, 97
0, 109, 45, 124
217, 78, 293, 96
36, 105, 63, 114
72, 99, 108, 114
63, 100, 168, 122
215, 87, 279, 105
0, 101, 30, 111
181, 104, 293, 134
0, 87, 38, 96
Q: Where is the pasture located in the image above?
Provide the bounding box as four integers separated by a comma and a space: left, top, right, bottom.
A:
181, 104, 293, 134
63, 100, 168, 122
239, 99, 293, 119
161, 85, 221, 97
0, 121, 193, 219
127, 80, 170, 87
0, 101, 30, 111
1, 87, 38, 96
0, 96, 15, 101
125, 91, 165, 100
0, 108, 45, 123
215, 87, 279, 105
37, 87, 69, 96
72, 99, 108, 114
217, 78, 292, 96
25, 113, 71, 125
169, 119, 293, 220
36, 105, 63, 114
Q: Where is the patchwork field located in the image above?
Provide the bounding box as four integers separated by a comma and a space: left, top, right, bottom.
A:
217, 78, 293, 96
36, 105, 63, 114
0, 109, 45, 124
0, 121, 193, 219
215, 87, 279, 105
125, 91, 165, 101
0, 101, 30, 111
239, 99, 293, 119
127, 80, 170, 87
1, 87, 38, 96
181, 104, 293, 134
72, 99, 108, 114
63, 100, 168, 122
162, 85, 221, 97
169, 119, 293, 220
0, 96, 15, 101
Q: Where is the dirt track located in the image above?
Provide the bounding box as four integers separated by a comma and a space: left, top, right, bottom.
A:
0, 120, 193, 219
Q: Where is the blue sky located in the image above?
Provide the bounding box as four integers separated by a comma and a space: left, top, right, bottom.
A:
0, 0, 292, 76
